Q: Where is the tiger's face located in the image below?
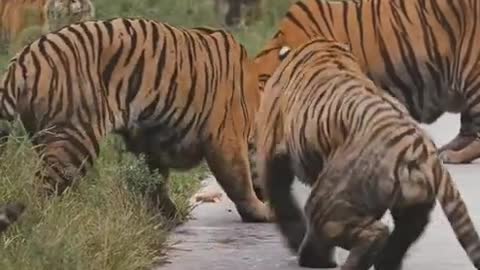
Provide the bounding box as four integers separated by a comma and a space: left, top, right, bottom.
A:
47, 0, 93, 15
45, 0, 95, 24
254, 32, 292, 93
254, 18, 315, 92
45, 0, 94, 31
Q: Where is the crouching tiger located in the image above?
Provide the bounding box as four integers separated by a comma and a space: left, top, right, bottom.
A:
256, 38, 480, 269
0, 18, 272, 234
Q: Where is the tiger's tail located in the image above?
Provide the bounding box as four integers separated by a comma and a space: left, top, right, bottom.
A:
435, 159, 480, 268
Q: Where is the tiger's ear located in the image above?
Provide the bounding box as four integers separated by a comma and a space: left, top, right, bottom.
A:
278, 46, 291, 61
340, 42, 352, 52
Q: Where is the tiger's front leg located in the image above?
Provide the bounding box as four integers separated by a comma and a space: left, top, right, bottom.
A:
142, 160, 178, 220
121, 129, 178, 219
205, 136, 273, 223
439, 111, 480, 163
298, 228, 338, 268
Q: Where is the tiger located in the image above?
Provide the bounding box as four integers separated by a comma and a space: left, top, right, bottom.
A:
254, 0, 480, 165
256, 38, 480, 269
0, 18, 272, 233
44, 0, 95, 32
0, 0, 94, 45
214, 0, 263, 28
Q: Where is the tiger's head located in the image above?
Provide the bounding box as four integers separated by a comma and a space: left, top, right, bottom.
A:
254, 28, 312, 93
44, 0, 95, 31
254, 0, 326, 93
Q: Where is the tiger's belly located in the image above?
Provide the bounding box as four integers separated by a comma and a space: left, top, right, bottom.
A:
122, 125, 205, 171
369, 76, 454, 124
289, 148, 325, 187
150, 142, 204, 170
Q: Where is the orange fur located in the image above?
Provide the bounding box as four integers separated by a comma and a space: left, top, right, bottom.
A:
0, 0, 94, 44
0, 0, 47, 42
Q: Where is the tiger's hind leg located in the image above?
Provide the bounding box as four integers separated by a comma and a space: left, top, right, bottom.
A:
439, 139, 480, 164
263, 152, 337, 266
340, 219, 389, 270
205, 137, 272, 223
32, 126, 101, 196
310, 203, 389, 270
374, 202, 434, 270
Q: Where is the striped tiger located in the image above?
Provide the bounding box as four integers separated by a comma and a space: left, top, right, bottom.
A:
254, 0, 480, 164
256, 38, 480, 269
0, 18, 272, 231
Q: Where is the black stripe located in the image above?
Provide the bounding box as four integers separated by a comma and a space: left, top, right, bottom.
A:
126, 50, 145, 104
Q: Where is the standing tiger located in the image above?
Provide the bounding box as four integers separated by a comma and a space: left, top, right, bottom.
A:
0, 18, 272, 234
0, 0, 94, 45
255, 0, 480, 164
257, 38, 480, 269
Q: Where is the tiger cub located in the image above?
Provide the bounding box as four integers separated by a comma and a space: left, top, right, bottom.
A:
256, 38, 480, 269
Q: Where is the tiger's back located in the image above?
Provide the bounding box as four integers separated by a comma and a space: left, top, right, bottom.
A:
257, 38, 480, 269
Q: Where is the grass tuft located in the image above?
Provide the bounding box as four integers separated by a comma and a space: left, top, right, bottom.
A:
0, 122, 205, 270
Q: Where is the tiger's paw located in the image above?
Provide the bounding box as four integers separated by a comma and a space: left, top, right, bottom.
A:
438, 150, 467, 164
438, 134, 476, 153
237, 201, 275, 223
298, 257, 338, 269
298, 235, 337, 268
439, 138, 480, 164
298, 252, 337, 269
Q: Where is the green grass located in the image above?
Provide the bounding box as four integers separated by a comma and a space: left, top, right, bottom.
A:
0, 0, 295, 269
0, 123, 209, 270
